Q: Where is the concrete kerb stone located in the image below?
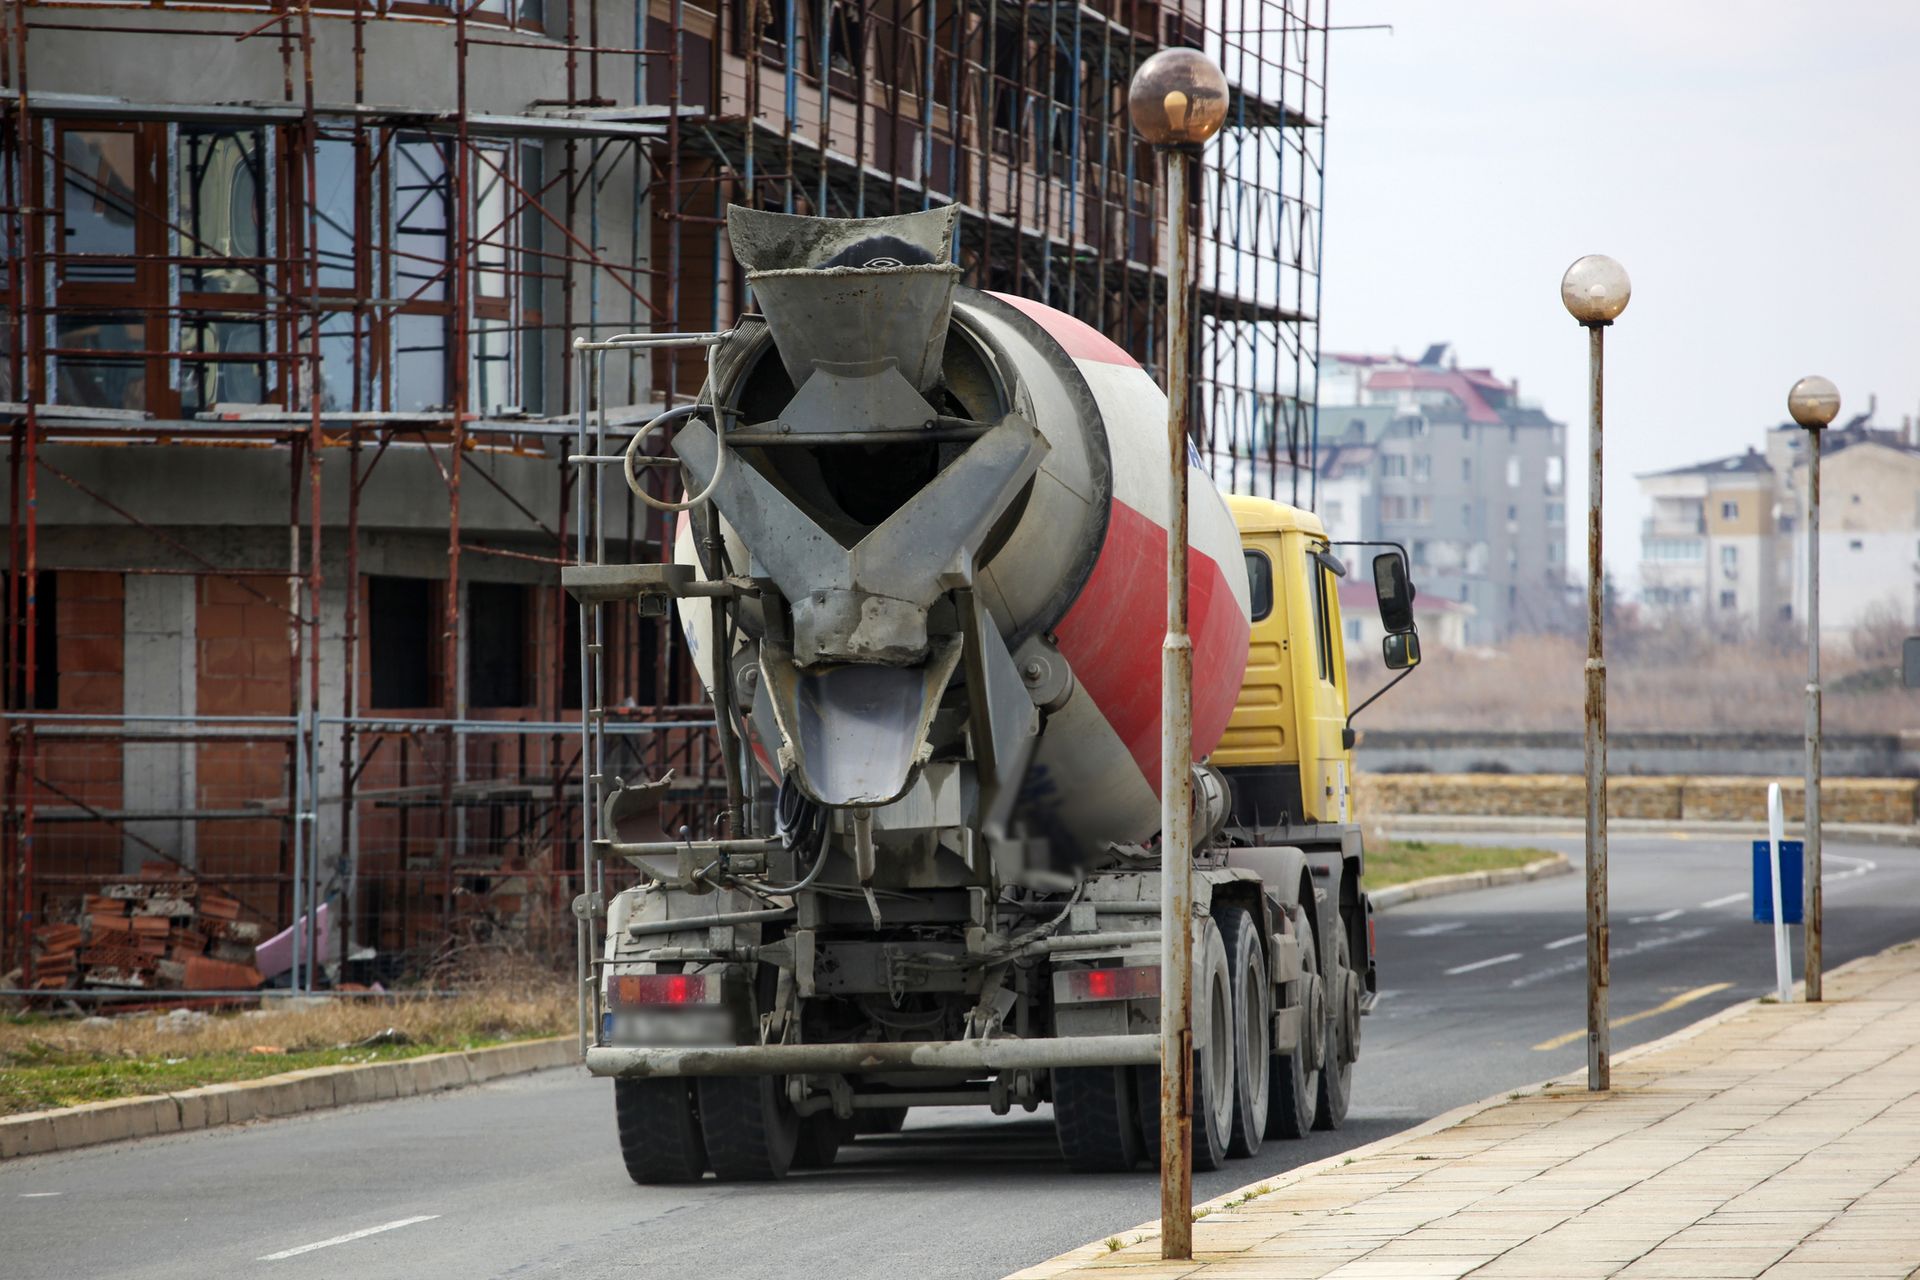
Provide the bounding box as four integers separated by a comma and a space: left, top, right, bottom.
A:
1379, 813, 1920, 849
1370, 853, 1573, 913
1003, 945, 1908, 1280
0, 1035, 576, 1162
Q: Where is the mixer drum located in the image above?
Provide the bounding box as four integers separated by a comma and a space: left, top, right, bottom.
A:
674, 207, 1249, 857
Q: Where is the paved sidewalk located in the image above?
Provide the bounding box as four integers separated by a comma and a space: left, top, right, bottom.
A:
1010, 942, 1920, 1280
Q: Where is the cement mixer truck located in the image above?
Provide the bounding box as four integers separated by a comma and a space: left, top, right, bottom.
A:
564, 205, 1422, 1182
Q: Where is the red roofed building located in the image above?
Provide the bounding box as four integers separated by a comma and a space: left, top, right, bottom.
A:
1317, 343, 1574, 644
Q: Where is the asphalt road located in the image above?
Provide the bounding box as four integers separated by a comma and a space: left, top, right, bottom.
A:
4, 832, 1913, 1280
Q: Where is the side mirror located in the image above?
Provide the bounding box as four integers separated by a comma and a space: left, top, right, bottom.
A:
1372, 551, 1415, 635
1383, 631, 1421, 671
1904, 636, 1920, 690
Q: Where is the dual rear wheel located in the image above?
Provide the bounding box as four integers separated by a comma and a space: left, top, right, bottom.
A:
1054, 900, 1353, 1172
617, 1074, 869, 1184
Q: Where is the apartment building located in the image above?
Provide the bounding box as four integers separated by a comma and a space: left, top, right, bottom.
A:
1637, 418, 1920, 635
1317, 345, 1571, 646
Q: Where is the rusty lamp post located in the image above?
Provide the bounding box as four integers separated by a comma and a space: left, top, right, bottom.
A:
1787, 374, 1840, 1002
1128, 45, 1226, 1263
1560, 254, 1630, 1092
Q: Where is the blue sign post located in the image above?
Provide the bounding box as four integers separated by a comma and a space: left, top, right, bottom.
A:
1753, 840, 1804, 925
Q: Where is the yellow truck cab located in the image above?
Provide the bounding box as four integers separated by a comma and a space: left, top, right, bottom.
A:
1215, 495, 1356, 832
1211, 493, 1420, 1035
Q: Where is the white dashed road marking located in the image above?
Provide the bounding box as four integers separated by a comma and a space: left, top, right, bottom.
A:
260, 1216, 441, 1261
1544, 934, 1584, 950
18, 1193, 61, 1198
1404, 921, 1466, 937
1629, 908, 1686, 924
1700, 892, 1749, 909
1446, 953, 1522, 976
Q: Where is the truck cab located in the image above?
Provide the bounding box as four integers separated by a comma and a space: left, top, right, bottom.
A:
1214, 496, 1357, 834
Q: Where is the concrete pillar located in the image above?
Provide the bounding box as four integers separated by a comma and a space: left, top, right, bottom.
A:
121, 576, 196, 871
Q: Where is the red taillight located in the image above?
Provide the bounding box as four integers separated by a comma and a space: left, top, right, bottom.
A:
609, 973, 708, 1008
1063, 965, 1159, 1002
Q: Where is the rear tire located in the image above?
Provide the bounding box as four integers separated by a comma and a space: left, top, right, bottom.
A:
1217, 906, 1271, 1159
614, 1078, 708, 1184
792, 1112, 849, 1169
1135, 917, 1235, 1172
696, 1075, 799, 1180
1054, 1067, 1144, 1172
1315, 920, 1356, 1131
1267, 909, 1322, 1140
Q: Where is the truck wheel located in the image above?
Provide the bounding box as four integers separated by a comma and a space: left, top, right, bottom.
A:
854, 1108, 907, 1136
1134, 917, 1235, 1172
1266, 910, 1322, 1139
1053, 1067, 1144, 1172
696, 1075, 799, 1180
1314, 922, 1356, 1131
614, 1079, 708, 1184
792, 1112, 849, 1169
1216, 906, 1271, 1158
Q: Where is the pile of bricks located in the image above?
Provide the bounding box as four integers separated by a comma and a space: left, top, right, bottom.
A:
28, 862, 265, 993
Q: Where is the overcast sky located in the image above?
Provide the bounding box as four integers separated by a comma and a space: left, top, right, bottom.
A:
1319, 2, 1920, 580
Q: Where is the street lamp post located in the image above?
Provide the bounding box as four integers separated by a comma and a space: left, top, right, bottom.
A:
1127, 46, 1226, 1264
1787, 375, 1840, 1002
1560, 255, 1630, 1093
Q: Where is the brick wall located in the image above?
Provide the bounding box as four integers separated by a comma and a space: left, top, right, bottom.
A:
30, 571, 126, 887
195, 576, 293, 923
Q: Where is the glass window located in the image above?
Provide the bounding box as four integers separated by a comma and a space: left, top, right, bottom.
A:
473, 146, 509, 298
60, 131, 138, 284
178, 316, 266, 413
394, 139, 451, 302
471, 318, 511, 414
394, 312, 448, 411
315, 314, 356, 413
1306, 553, 1333, 684
54, 314, 144, 408
1244, 549, 1273, 622
1505, 456, 1521, 488
314, 137, 359, 291
179, 129, 264, 294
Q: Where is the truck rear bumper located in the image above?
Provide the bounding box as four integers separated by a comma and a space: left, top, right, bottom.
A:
585, 1033, 1160, 1079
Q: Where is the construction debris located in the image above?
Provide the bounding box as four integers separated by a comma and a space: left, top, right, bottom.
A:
29, 862, 264, 994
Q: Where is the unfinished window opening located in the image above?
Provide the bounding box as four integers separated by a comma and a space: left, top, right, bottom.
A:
467, 581, 528, 709
369, 575, 438, 709
7, 571, 58, 710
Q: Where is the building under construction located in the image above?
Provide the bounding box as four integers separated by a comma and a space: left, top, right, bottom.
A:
0, 0, 1329, 984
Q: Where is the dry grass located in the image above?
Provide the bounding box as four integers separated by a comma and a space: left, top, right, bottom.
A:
0, 951, 571, 1115
1350, 630, 1918, 734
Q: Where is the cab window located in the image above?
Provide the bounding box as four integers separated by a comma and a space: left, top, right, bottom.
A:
1244, 549, 1273, 622
1306, 552, 1334, 684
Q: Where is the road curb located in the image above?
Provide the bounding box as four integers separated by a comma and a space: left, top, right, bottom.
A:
1378, 813, 1920, 848
1368, 852, 1571, 913
0, 1035, 576, 1161
1003, 943, 1902, 1278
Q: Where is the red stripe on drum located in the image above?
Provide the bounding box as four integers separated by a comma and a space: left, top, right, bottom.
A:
1053, 499, 1252, 793
987, 291, 1141, 367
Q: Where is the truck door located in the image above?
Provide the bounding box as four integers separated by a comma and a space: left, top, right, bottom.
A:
1298, 542, 1352, 824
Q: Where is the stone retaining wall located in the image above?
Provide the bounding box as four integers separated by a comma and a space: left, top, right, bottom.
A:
1359, 773, 1920, 825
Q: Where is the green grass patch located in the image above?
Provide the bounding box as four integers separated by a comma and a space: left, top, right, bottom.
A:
0, 1033, 554, 1116
1366, 840, 1556, 889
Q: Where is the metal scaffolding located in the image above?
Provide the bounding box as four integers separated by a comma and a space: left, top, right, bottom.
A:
0, 0, 1327, 987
